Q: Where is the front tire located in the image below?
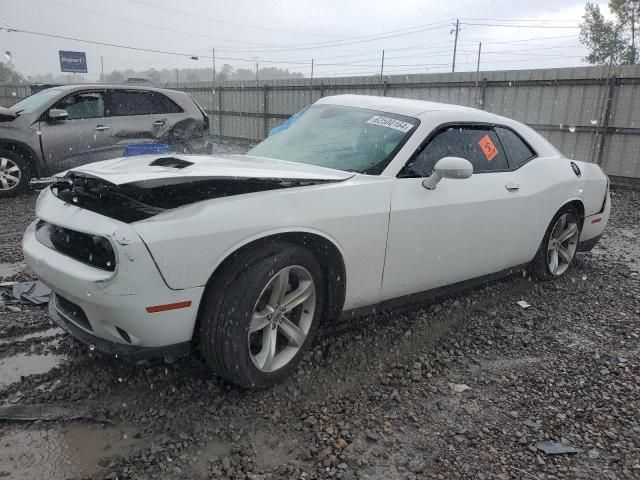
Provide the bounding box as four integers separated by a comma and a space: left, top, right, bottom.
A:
531, 205, 581, 280
0, 149, 31, 199
199, 244, 324, 388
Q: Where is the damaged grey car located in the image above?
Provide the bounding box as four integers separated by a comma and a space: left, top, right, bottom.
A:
0, 85, 211, 198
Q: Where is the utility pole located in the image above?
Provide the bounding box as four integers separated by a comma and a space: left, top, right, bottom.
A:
451, 18, 460, 73
380, 49, 385, 85
255, 60, 259, 85
175, 68, 179, 88
212, 47, 216, 85
100, 56, 104, 83
310, 58, 314, 82
475, 42, 482, 107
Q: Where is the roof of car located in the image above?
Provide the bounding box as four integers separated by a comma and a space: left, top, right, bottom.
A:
317, 94, 480, 118
47, 84, 182, 94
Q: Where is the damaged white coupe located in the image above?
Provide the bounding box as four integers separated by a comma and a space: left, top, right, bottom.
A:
22, 95, 610, 388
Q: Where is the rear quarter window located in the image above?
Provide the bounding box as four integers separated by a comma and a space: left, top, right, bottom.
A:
495, 127, 536, 169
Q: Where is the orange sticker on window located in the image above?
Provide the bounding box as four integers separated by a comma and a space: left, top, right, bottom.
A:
478, 134, 498, 161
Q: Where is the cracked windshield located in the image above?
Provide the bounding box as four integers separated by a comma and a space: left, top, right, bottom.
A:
0, 0, 638, 479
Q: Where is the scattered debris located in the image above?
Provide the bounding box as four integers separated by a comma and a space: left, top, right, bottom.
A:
522, 419, 542, 431
0, 405, 112, 423
450, 383, 471, 393
517, 300, 531, 309
0, 281, 51, 306
535, 441, 583, 455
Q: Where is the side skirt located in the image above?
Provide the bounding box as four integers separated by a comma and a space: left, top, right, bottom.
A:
339, 264, 529, 321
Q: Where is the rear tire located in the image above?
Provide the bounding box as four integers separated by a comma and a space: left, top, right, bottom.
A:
0, 148, 31, 199
199, 243, 324, 388
531, 205, 581, 280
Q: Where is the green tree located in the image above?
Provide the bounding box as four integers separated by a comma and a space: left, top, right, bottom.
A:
217, 64, 234, 82
0, 61, 25, 84
580, 1, 639, 65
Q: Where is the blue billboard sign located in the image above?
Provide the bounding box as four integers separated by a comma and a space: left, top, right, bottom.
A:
59, 51, 87, 73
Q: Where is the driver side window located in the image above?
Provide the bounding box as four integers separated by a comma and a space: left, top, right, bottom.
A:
52, 92, 105, 120
406, 126, 508, 176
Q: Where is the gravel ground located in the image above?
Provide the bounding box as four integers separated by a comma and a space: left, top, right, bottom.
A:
0, 146, 638, 479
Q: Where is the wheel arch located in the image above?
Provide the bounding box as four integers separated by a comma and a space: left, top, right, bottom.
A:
561, 198, 585, 230
194, 230, 347, 338
0, 139, 43, 178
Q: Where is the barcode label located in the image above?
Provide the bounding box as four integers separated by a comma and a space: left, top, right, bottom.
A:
366, 115, 414, 133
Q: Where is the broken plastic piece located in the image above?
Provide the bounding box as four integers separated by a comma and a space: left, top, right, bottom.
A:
535, 441, 583, 455
12, 281, 51, 305
517, 300, 531, 309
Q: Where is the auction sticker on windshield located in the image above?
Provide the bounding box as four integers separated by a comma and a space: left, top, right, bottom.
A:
367, 115, 414, 132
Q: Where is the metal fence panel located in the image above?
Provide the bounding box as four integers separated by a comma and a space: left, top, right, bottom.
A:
4, 65, 640, 178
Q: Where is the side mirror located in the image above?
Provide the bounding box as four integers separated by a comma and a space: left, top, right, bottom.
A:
422, 156, 473, 190
48, 109, 69, 121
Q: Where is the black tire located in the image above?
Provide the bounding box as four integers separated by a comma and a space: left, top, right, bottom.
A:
0, 148, 31, 199
531, 204, 581, 280
199, 243, 325, 388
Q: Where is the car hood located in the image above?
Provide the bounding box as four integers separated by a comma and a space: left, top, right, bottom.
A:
53, 154, 355, 223
68, 154, 354, 187
0, 106, 19, 122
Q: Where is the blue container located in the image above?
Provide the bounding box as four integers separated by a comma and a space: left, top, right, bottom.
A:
122, 143, 170, 156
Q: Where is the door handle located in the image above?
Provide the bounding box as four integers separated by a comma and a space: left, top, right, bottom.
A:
94, 125, 110, 131
153, 120, 165, 127
505, 182, 520, 192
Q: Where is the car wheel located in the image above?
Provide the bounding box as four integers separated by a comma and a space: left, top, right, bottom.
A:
0, 149, 31, 199
531, 206, 581, 280
199, 244, 324, 388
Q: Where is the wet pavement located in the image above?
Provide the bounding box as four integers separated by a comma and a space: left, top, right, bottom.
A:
0, 424, 141, 479
0, 351, 65, 387
0, 149, 638, 479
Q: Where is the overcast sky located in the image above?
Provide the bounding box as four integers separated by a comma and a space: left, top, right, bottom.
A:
1, 0, 611, 81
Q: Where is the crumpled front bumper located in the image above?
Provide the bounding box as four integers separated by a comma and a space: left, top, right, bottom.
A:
22, 189, 205, 350
48, 293, 190, 359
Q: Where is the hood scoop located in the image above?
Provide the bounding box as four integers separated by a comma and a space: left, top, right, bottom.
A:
149, 157, 194, 169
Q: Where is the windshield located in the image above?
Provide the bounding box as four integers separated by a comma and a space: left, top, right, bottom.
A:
8, 88, 63, 113
248, 105, 418, 174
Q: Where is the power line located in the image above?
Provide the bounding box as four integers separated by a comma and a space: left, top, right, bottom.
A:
462, 17, 580, 23
461, 34, 579, 45
211, 22, 454, 53
461, 22, 579, 29
49, 1, 290, 48
0, 26, 320, 66
126, 0, 343, 38
47, 0, 456, 55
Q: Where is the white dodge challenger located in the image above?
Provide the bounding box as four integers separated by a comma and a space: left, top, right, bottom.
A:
23, 95, 610, 388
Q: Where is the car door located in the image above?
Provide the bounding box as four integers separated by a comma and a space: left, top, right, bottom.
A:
105, 89, 186, 151
381, 124, 534, 301
38, 90, 113, 171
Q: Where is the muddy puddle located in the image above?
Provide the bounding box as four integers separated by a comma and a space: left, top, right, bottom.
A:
0, 327, 62, 346
0, 424, 141, 479
0, 352, 65, 387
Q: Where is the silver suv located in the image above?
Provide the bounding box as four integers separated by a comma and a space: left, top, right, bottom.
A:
0, 85, 211, 198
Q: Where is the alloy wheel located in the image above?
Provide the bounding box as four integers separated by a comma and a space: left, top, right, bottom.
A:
0, 157, 21, 191
547, 212, 579, 276
248, 265, 316, 373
